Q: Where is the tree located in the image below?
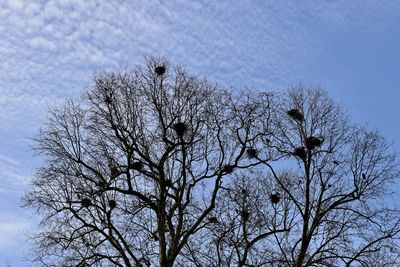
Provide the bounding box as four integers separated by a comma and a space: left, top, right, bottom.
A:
199, 88, 400, 267
25, 58, 400, 267
24, 57, 274, 266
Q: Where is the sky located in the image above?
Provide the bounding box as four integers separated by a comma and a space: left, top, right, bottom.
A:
1, 0, 400, 265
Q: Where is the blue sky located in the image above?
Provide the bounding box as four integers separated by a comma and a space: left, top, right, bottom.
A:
1, 0, 400, 265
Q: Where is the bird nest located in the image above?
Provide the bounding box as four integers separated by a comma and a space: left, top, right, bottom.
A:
246, 148, 258, 158
241, 210, 250, 221
293, 147, 306, 160
132, 161, 143, 171
172, 122, 187, 137
305, 136, 323, 150
155, 65, 166, 76
208, 217, 219, 224
109, 199, 117, 209
287, 109, 304, 121
222, 165, 234, 174
81, 198, 92, 208
270, 192, 281, 204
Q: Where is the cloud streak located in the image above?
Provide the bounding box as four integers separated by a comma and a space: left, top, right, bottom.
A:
0, 219, 31, 249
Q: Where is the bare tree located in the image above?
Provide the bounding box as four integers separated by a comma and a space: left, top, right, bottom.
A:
203, 87, 400, 267
24, 57, 275, 267
25, 57, 400, 266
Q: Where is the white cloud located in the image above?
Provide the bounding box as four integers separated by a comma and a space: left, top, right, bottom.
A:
7, 0, 23, 11
0, 213, 33, 255
26, 36, 57, 50
0, 220, 30, 249
0, 153, 33, 193
0, 154, 20, 166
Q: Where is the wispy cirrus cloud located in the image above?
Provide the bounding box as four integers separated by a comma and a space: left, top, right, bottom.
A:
0, 153, 31, 193
0, 212, 34, 267
0, 219, 31, 249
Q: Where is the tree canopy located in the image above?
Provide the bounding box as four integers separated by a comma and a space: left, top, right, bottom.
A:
25, 57, 400, 267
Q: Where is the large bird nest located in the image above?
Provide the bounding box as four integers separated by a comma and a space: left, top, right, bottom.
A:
155, 65, 166, 76
293, 147, 306, 160
305, 136, 323, 150
172, 122, 187, 137
287, 109, 304, 121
